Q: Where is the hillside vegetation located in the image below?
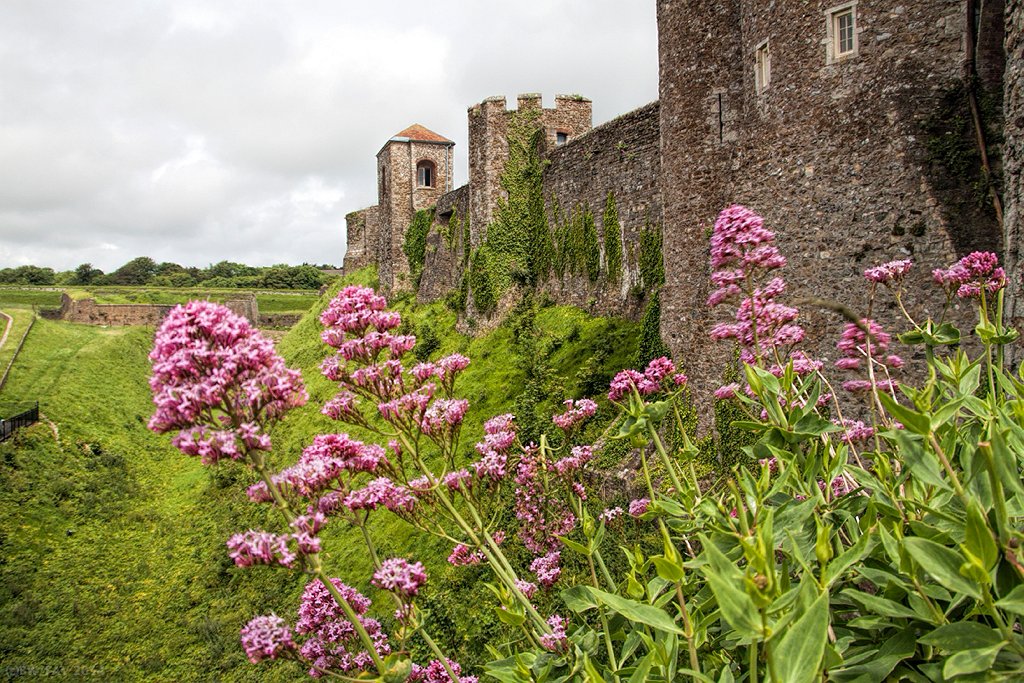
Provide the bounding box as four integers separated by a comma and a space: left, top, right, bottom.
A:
0, 268, 639, 680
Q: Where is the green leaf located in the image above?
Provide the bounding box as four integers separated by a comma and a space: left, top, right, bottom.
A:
964, 499, 999, 572
560, 585, 599, 614
891, 430, 949, 490
825, 526, 874, 587
559, 536, 591, 557
582, 653, 607, 683
878, 392, 931, 435
772, 591, 829, 683
903, 537, 981, 599
943, 643, 1006, 678
918, 622, 1003, 651
700, 537, 764, 637
994, 584, 1024, 616
494, 606, 526, 626
627, 652, 655, 683
840, 588, 920, 620
572, 586, 684, 634
652, 555, 684, 583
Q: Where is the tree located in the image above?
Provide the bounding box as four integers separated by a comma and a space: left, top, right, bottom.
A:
109, 257, 158, 285
71, 263, 103, 285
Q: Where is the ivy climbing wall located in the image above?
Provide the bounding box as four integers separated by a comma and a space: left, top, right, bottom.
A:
541, 101, 662, 316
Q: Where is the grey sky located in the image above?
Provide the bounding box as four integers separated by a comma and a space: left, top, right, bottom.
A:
0, 1, 658, 272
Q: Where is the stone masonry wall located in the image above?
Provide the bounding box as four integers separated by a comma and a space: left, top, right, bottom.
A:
467, 94, 593, 248
541, 101, 662, 316
418, 184, 470, 303
341, 205, 379, 275
1006, 0, 1024, 349
659, 0, 1004, 416
54, 294, 259, 327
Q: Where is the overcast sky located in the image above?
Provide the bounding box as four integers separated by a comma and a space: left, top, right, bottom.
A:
0, 1, 659, 273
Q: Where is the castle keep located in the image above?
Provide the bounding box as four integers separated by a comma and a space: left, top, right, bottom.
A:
343, 1, 1021, 405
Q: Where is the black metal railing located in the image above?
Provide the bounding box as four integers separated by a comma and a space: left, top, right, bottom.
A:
0, 401, 39, 442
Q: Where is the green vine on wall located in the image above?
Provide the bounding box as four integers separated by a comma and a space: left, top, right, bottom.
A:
403, 208, 435, 289
553, 202, 601, 283
602, 192, 623, 283
488, 109, 551, 287
638, 218, 665, 292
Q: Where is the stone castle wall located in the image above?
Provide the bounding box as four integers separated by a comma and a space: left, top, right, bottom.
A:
1006, 0, 1024, 346
341, 205, 379, 275
418, 184, 470, 303
341, 1, 1016, 413
658, 0, 1007, 408
540, 101, 662, 315
467, 95, 593, 247
50, 294, 260, 327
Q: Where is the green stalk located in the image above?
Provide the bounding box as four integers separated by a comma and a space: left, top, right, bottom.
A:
675, 582, 701, 679
588, 555, 622, 683
643, 412, 685, 497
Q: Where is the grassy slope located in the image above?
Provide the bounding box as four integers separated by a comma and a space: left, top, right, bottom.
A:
0, 269, 639, 680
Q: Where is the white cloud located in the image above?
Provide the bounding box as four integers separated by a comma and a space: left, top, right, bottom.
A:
0, 0, 657, 272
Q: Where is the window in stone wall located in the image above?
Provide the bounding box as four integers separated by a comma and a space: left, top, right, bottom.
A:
416, 160, 435, 188
556, 131, 568, 146
825, 2, 858, 63
754, 39, 771, 94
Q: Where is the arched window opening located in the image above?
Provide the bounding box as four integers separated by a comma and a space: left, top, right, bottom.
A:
416, 160, 435, 188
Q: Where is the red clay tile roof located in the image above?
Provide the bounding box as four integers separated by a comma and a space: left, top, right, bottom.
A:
392, 124, 453, 144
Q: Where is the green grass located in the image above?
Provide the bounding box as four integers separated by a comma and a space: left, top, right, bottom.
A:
0, 288, 62, 308
0, 307, 37, 384
0, 265, 642, 679
0, 285, 319, 315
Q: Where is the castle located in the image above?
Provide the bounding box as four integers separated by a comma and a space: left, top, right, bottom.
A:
342, 1, 1022, 407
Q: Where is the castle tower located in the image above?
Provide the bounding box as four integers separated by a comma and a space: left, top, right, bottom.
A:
467, 94, 592, 245
376, 124, 454, 291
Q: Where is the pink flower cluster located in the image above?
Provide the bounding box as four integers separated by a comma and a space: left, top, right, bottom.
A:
148, 301, 307, 464
296, 578, 390, 676
371, 558, 427, 599
409, 659, 478, 683
864, 259, 913, 285
707, 206, 820, 375
628, 498, 650, 517
227, 530, 299, 568
599, 507, 623, 523
341, 477, 416, 514
552, 398, 598, 430
473, 414, 517, 481
539, 614, 569, 653
707, 204, 787, 307
933, 251, 1006, 299
447, 543, 485, 566
515, 450, 575, 554
835, 419, 875, 444
835, 319, 901, 394
608, 356, 687, 402
530, 551, 562, 588
241, 614, 296, 664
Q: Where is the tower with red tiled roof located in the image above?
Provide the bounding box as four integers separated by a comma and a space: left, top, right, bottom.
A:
375, 123, 455, 291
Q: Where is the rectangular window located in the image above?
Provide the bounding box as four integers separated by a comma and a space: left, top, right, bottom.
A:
556, 132, 568, 146
755, 39, 771, 94
825, 2, 858, 63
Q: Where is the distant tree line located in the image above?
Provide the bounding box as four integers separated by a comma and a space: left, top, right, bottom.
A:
0, 258, 339, 290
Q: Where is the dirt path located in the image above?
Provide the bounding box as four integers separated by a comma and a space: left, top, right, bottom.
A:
0, 310, 12, 351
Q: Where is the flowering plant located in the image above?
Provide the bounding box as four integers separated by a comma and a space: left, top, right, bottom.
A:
149, 206, 1024, 681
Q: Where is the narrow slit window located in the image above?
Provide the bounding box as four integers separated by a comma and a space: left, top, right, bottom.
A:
755, 39, 771, 94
